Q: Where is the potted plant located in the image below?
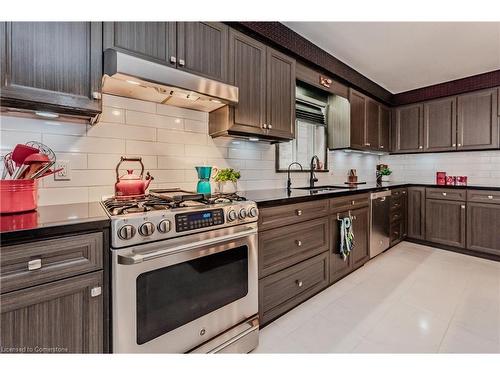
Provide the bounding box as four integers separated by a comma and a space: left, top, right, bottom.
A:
213, 168, 241, 194
379, 167, 392, 182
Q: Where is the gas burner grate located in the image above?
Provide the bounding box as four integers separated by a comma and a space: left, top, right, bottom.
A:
102, 195, 178, 216
207, 193, 247, 204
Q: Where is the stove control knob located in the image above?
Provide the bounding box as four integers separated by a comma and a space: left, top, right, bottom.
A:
248, 207, 258, 218
118, 225, 136, 240
157, 219, 171, 233
227, 209, 237, 222
238, 208, 247, 219
139, 222, 155, 236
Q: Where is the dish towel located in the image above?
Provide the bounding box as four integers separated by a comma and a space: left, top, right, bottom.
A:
338, 214, 355, 260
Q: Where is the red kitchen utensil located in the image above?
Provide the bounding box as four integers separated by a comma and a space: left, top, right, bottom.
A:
0, 179, 38, 214
11, 144, 39, 167
35, 168, 63, 179
20, 153, 51, 179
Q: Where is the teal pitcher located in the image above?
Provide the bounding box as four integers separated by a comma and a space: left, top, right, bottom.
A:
195, 166, 216, 195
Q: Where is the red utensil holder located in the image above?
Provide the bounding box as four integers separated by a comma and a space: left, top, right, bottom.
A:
0, 179, 38, 214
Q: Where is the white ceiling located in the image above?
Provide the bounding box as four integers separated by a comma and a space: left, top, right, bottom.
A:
283, 22, 500, 93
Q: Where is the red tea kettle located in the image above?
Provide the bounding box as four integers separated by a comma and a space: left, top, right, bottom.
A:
115, 157, 154, 198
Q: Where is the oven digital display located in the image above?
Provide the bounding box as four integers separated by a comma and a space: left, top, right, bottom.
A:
175, 209, 224, 232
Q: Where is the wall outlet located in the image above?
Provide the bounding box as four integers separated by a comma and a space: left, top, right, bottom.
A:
54, 160, 71, 181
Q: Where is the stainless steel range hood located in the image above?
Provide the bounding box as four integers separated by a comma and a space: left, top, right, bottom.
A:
102, 49, 238, 112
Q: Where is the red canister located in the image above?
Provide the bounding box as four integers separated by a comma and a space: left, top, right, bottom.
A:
446, 176, 456, 186
456, 176, 468, 186
436, 172, 447, 185
0, 179, 38, 214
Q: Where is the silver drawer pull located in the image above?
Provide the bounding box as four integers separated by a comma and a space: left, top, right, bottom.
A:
27, 259, 42, 271
488, 195, 493, 200
295, 240, 302, 247
296, 280, 303, 288
178, 59, 185, 66
90, 286, 102, 298
92, 91, 102, 100
296, 209, 303, 216
351, 200, 355, 205
170, 56, 177, 64
442, 192, 447, 196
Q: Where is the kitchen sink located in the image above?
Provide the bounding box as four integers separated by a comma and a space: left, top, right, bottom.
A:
293, 185, 348, 192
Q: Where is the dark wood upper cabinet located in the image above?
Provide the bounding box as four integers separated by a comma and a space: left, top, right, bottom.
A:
407, 186, 426, 240
425, 199, 466, 248
176, 22, 228, 82
349, 89, 367, 149
467, 202, 500, 256
1, 271, 103, 353
266, 47, 295, 140
103, 22, 176, 66
379, 105, 391, 151
365, 98, 380, 150
457, 88, 499, 150
227, 29, 266, 135
392, 103, 424, 153
210, 30, 295, 141
423, 97, 457, 152
0, 22, 102, 117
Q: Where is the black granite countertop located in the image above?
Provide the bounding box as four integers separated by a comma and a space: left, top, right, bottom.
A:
0, 202, 110, 244
243, 182, 500, 207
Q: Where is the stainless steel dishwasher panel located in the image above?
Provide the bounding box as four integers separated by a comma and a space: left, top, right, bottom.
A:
370, 190, 391, 258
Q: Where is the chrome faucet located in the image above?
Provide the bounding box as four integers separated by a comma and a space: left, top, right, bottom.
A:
309, 155, 320, 188
287, 162, 303, 191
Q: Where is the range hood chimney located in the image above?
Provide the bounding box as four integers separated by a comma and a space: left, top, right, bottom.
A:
102, 49, 238, 112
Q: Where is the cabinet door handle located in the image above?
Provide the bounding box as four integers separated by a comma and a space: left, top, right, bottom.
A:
365, 143, 371, 146
170, 56, 177, 64
295, 240, 302, 247
296, 280, 303, 288
394, 231, 399, 236
488, 195, 493, 200
458, 143, 462, 147
380, 145, 384, 149
268, 124, 272, 129
402, 191, 406, 195
90, 286, 102, 298
351, 200, 355, 205
28, 258, 42, 271
461, 205, 466, 209
418, 145, 423, 149
92, 91, 102, 100
296, 209, 302, 216
262, 124, 268, 129
352, 215, 357, 220
452, 143, 456, 147
442, 192, 447, 196
178, 59, 185, 67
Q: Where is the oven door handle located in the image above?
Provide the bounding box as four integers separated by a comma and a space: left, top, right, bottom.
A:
118, 226, 257, 265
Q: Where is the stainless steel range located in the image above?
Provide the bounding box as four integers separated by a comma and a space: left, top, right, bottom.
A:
102, 189, 259, 353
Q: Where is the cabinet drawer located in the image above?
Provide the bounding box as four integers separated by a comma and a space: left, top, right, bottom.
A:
1, 232, 103, 294
467, 190, 500, 204
391, 188, 407, 198
258, 199, 329, 231
390, 210, 404, 223
426, 188, 466, 201
259, 252, 329, 325
390, 196, 404, 211
258, 217, 329, 278
330, 193, 369, 213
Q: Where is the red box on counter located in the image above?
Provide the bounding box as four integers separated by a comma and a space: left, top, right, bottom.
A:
436, 172, 446, 185
456, 176, 468, 186
446, 176, 456, 186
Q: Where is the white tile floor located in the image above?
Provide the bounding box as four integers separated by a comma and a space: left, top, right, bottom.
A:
254, 242, 500, 353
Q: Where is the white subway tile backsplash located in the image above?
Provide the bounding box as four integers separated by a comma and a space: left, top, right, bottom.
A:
87, 122, 156, 141
125, 140, 185, 156
42, 134, 126, 154
3, 93, 498, 206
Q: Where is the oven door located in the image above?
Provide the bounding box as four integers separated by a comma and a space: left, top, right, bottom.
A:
111, 223, 258, 353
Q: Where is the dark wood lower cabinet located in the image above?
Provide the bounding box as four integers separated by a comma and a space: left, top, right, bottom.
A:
330, 205, 370, 283
407, 187, 426, 240
0, 271, 103, 353
425, 199, 466, 248
259, 252, 329, 325
467, 202, 500, 256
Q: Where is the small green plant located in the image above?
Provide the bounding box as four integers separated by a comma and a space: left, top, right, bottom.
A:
213, 168, 241, 183
379, 167, 392, 176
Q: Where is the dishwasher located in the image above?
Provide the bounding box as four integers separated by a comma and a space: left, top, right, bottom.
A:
370, 190, 391, 258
